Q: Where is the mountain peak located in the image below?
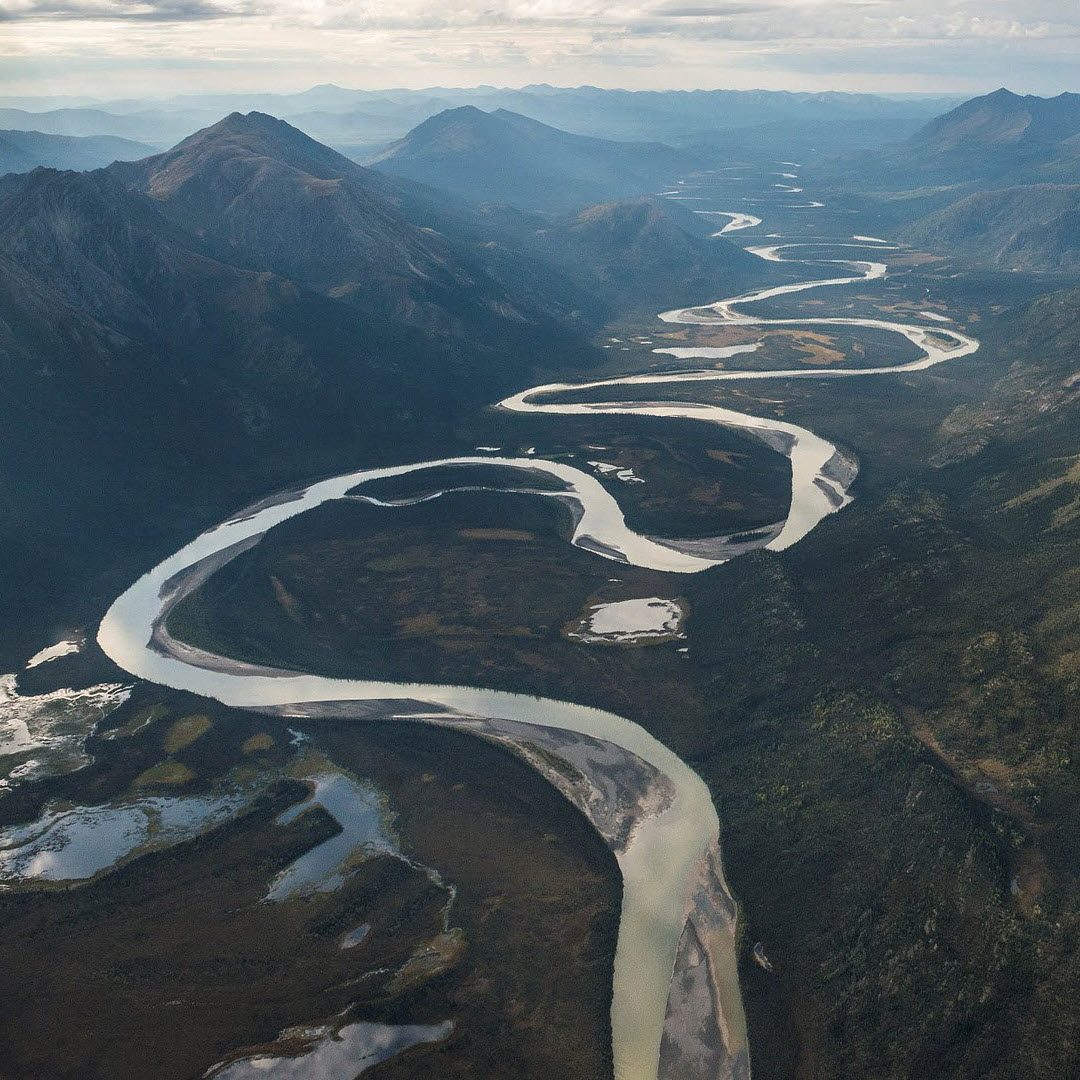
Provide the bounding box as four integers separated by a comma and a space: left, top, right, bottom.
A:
190, 110, 307, 142
910, 88, 1080, 153
370, 106, 693, 212
127, 110, 361, 196
427, 105, 487, 123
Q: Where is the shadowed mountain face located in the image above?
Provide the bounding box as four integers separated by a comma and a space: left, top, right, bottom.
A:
0, 110, 785, 648
0, 129, 154, 176
900, 184, 1080, 272
108, 112, 547, 337
0, 115, 591, 647
536, 198, 775, 312
367, 106, 700, 212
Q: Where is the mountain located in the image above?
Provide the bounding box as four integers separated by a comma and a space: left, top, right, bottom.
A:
899, 184, 1080, 272
109, 111, 781, 330
895, 89, 1080, 188
0, 115, 593, 652
109, 112, 566, 342
0, 129, 154, 175
805, 90, 1080, 227
912, 89, 1080, 160
533, 198, 778, 312
367, 106, 697, 212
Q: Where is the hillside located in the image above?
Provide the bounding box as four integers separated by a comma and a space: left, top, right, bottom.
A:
678, 281, 1080, 1079
536, 198, 779, 312
0, 129, 153, 175
806, 90, 1080, 224
367, 106, 698, 212
900, 184, 1080, 272
912, 89, 1080, 161
0, 118, 594, 655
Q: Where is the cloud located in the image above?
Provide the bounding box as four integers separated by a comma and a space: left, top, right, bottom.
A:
650, 3, 780, 15
4, 0, 1079, 40
0, 0, 258, 20
0, 0, 1076, 97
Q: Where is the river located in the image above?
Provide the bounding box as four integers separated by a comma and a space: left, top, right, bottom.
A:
97, 169, 979, 1080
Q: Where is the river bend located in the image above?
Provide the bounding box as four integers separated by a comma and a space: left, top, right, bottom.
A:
97, 175, 979, 1080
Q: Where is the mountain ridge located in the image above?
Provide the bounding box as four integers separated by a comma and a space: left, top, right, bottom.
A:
368, 105, 700, 212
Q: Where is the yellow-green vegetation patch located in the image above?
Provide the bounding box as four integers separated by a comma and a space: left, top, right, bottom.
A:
1006, 455, 1080, 529
458, 527, 536, 541
163, 714, 212, 754
387, 929, 466, 994
132, 760, 196, 787
365, 549, 431, 573
103, 703, 168, 740
241, 732, 275, 754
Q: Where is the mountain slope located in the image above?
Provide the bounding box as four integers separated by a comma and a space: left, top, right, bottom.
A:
367, 106, 697, 212
0, 121, 591, 653
805, 90, 1080, 225
900, 184, 1080, 271
0, 129, 153, 175
537, 198, 779, 312
0, 166, 488, 602
912, 88, 1080, 160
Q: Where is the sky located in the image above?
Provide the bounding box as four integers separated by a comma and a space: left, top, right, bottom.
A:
1, 0, 1078, 100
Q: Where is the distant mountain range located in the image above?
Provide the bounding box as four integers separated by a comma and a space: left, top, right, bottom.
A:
0, 85, 961, 160
367, 106, 698, 212
0, 129, 153, 176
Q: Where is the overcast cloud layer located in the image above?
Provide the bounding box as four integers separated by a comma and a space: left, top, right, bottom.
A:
1, 0, 1077, 97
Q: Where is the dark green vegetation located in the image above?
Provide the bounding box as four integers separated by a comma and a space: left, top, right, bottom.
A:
168, 244, 1080, 1078
0, 688, 619, 1080
167, 491, 706, 727
672, 283, 1080, 1078
348, 417, 789, 537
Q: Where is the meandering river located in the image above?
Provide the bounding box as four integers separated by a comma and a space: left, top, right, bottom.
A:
97, 172, 978, 1080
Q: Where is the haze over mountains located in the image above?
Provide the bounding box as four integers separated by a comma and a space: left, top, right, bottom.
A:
0, 129, 154, 176
0, 85, 960, 152
791, 88, 1080, 270
368, 106, 699, 212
